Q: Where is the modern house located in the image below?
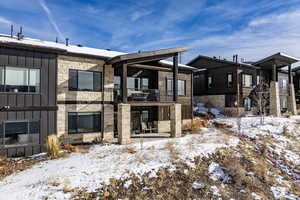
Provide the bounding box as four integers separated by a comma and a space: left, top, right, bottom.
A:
0, 34, 194, 157
189, 53, 298, 116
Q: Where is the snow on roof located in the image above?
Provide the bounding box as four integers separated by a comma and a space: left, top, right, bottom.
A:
0, 34, 194, 70
159, 60, 196, 70
0, 34, 125, 58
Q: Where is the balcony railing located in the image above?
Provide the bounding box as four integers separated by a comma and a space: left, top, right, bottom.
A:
114, 89, 160, 102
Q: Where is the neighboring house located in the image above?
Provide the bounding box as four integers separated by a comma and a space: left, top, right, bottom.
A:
189, 53, 298, 116
293, 66, 300, 108
0, 34, 194, 157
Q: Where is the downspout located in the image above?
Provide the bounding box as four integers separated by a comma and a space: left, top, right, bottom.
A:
191, 71, 194, 120
101, 63, 106, 141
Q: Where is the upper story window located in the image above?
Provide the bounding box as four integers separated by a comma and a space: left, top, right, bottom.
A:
227, 73, 233, 88
69, 69, 102, 92
167, 79, 173, 95
166, 79, 186, 96
242, 74, 253, 87
208, 76, 213, 88
0, 66, 40, 93
178, 80, 186, 96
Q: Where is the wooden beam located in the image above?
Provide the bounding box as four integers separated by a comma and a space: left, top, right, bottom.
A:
121, 63, 128, 103
173, 54, 178, 102
288, 64, 292, 84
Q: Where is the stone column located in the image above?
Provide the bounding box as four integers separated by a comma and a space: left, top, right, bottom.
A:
170, 103, 181, 138
118, 104, 131, 144
288, 84, 297, 115
287, 64, 297, 115
270, 81, 281, 117
102, 65, 114, 141
103, 104, 114, 141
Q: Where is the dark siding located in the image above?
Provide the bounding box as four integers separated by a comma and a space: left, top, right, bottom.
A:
0, 47, 57, 157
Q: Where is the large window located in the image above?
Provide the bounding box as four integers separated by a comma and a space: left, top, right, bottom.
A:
166, 79, 186, 96
242, 74, 253, 87
227, 73, 233, 88
69, 69, 102, 92
114, 76, 149, 91
0, 66, 40, 93
0, 121, 40, 146
68, 112, 101, 134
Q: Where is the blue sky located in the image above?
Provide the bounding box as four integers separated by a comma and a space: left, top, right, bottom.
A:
0, 0, 300, 64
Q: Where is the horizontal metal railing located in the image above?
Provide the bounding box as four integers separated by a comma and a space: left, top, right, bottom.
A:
114, 89, 161, 102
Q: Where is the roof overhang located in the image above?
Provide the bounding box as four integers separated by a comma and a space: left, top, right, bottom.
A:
187, 54, 257, 70
106, 47, 187, 65
253, 52, 299, 69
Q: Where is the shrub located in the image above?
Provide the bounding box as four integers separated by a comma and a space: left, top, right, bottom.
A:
184, 119, 211, 133
46, 135, 60, 159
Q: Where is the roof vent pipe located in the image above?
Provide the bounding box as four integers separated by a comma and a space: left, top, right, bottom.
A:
10, 25, 13, 38
17, 26, 24, 40
65, 38, 69, 46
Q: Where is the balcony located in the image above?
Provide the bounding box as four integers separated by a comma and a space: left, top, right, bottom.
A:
114, 89, 160, 102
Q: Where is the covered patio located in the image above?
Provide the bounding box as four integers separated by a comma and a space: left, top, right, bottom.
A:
106, 47, 188, 144
253, 52, 299, 116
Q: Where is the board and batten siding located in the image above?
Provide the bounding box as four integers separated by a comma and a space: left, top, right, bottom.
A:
0, 47, 57, 157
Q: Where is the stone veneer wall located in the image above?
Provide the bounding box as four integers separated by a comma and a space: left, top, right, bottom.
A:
57, 55, 114, 143
194, 95, 226, 108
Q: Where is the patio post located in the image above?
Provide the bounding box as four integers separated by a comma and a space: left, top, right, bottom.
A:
270, 63, 281, 117
287, 64, 297, 114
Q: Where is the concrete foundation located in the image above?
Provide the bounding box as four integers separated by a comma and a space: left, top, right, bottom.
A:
118, 104, 131, 144
270, 81, 281, 117
170, 104, 182, 138
287, 84, 297, 115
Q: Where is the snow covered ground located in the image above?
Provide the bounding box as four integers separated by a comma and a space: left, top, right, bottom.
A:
0, 129, 239, 200
1, 115, 299, 200
215, 115, 300, 200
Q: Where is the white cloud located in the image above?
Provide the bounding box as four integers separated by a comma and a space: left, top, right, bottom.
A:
184, 9, 300, 65
38, 0, 64, 40
130, 10, 153, 22
0, 16, 12, 25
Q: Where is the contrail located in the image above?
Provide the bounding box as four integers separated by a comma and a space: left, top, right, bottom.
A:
39, 0, 64, 40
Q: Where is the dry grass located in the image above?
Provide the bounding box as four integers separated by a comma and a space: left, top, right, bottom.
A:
63, 178, 72, 193
48, 177, 60, 187
184, 119, 211, 133
164, 141, 180, 161
46, 135, 60, 159
123, 145, 137, 154
213, 121, 233, 129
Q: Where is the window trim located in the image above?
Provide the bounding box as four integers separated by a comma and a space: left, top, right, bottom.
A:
226, 73, 233, 88
0, 120, 40, 147
166, 78, 187, 96
69, 69, 102, 92
0, 66, 41, 94
242, 73, 253, 88
68, 112, 102, 134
